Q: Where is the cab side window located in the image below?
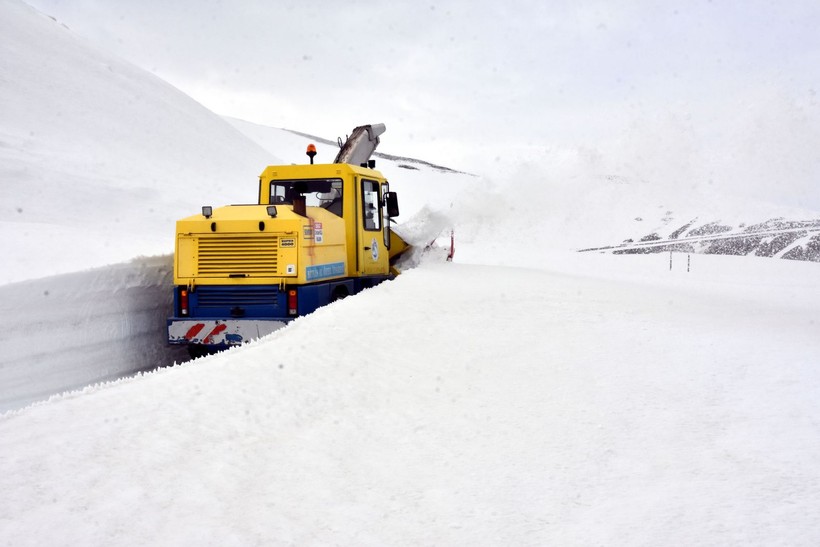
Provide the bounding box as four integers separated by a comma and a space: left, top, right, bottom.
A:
362, 179, 381, 231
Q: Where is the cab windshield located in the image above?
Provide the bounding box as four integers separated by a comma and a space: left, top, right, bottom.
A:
270, 178, 343, 216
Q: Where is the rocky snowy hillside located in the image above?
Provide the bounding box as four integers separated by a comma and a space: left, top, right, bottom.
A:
586, 216, 820, 261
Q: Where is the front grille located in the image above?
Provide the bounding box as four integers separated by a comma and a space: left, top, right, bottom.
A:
197, 236, 279, 277
196, 286, 280, 308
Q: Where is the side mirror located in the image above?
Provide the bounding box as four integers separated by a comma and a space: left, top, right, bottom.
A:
384, 191, 400, 218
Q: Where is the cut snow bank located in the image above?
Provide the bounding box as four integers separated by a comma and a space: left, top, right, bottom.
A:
0, 0, 277, 284
0, 255, 186, 413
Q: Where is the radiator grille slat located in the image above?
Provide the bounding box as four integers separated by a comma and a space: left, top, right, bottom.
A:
196, 286, 280, 307
196, 236, 279, 276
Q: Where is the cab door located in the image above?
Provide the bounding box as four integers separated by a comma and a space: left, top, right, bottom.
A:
357, 178, 389, 275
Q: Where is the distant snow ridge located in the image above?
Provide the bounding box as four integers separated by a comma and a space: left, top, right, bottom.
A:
583, 217, 820, 261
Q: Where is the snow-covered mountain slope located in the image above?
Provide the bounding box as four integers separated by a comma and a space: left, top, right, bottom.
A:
0, 0, 277, 284
2, 254, 819, 545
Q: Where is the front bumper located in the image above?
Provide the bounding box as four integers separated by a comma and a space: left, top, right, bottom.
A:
167, 318, 290, 347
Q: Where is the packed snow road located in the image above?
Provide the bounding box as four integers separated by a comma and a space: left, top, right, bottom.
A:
2, 254, 819, 545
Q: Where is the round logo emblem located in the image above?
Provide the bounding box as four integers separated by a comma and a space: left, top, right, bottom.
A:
371, 238, 379, 261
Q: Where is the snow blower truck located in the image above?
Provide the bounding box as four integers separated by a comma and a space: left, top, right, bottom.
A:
167, 123, 409, 357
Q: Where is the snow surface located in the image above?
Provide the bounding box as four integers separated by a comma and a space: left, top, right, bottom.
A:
2, 254, 820, 545
2, 0, 820, 545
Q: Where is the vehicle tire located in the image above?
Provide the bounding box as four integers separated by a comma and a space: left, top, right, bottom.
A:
187, 344, 215, 359
331, 286, 349, 302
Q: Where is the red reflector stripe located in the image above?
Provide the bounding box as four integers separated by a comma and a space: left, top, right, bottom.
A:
184, 323, 205, 340
202, 324, 227, 345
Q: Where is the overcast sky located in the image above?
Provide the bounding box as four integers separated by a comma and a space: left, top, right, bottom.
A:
24, 0, 820, 208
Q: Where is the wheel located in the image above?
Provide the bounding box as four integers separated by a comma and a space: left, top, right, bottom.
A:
187, 344, 218, 359
331, 287, 349, 302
